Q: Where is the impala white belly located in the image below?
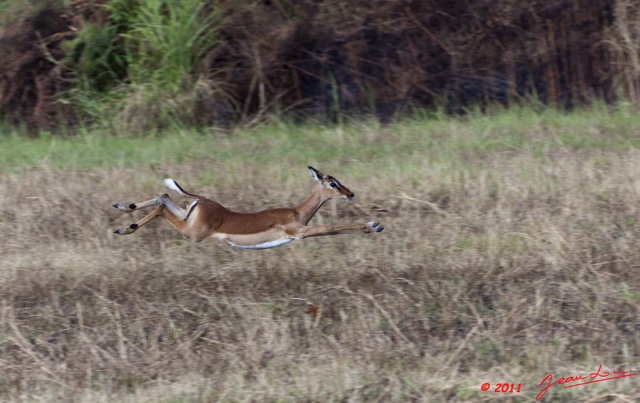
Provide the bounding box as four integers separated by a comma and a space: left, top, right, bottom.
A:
225, 238, 295, 249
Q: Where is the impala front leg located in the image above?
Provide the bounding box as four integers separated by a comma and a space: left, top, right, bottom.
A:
296, 221, 384, 239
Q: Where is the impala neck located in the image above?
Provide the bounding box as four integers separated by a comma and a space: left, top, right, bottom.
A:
296, 185, 331, 225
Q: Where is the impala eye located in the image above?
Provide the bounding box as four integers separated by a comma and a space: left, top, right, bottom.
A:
330, 182, 338, 188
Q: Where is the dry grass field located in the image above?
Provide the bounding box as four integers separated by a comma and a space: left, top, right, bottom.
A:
1, 109, 640, 401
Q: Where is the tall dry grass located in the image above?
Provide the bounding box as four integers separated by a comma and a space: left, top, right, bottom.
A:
605, 0, 640, 103
1, 123, 640, 401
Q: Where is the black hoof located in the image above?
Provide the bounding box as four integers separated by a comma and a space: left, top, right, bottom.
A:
367, 221, 384, 233
112, 204, 119, 209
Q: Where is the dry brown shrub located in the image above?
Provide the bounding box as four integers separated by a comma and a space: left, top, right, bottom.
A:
0, 0, 636, 129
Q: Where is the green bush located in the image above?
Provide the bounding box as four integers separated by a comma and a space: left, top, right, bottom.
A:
62, 0, 220, 130
119, 0, 216, 89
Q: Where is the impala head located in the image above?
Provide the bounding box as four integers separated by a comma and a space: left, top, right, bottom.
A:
308, 166, 355, 201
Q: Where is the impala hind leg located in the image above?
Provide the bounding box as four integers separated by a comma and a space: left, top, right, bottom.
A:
113, 194, 197, 218
112, 197, 159, 213
114, 206, 164, 235
113, 194, 198, 235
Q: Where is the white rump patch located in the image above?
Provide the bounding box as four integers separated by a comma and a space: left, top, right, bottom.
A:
164, 178, 186, 196
226, 238, 295, 250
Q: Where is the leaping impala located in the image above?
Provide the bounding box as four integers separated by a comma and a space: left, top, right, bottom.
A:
112, 166, 384, 249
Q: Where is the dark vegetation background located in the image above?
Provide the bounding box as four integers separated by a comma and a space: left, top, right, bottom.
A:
1, 0, 639, 131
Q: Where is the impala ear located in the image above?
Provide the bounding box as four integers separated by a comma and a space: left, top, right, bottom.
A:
308, 166, 324, 184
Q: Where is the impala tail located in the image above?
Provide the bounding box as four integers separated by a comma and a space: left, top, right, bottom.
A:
164, 179, 197, 197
